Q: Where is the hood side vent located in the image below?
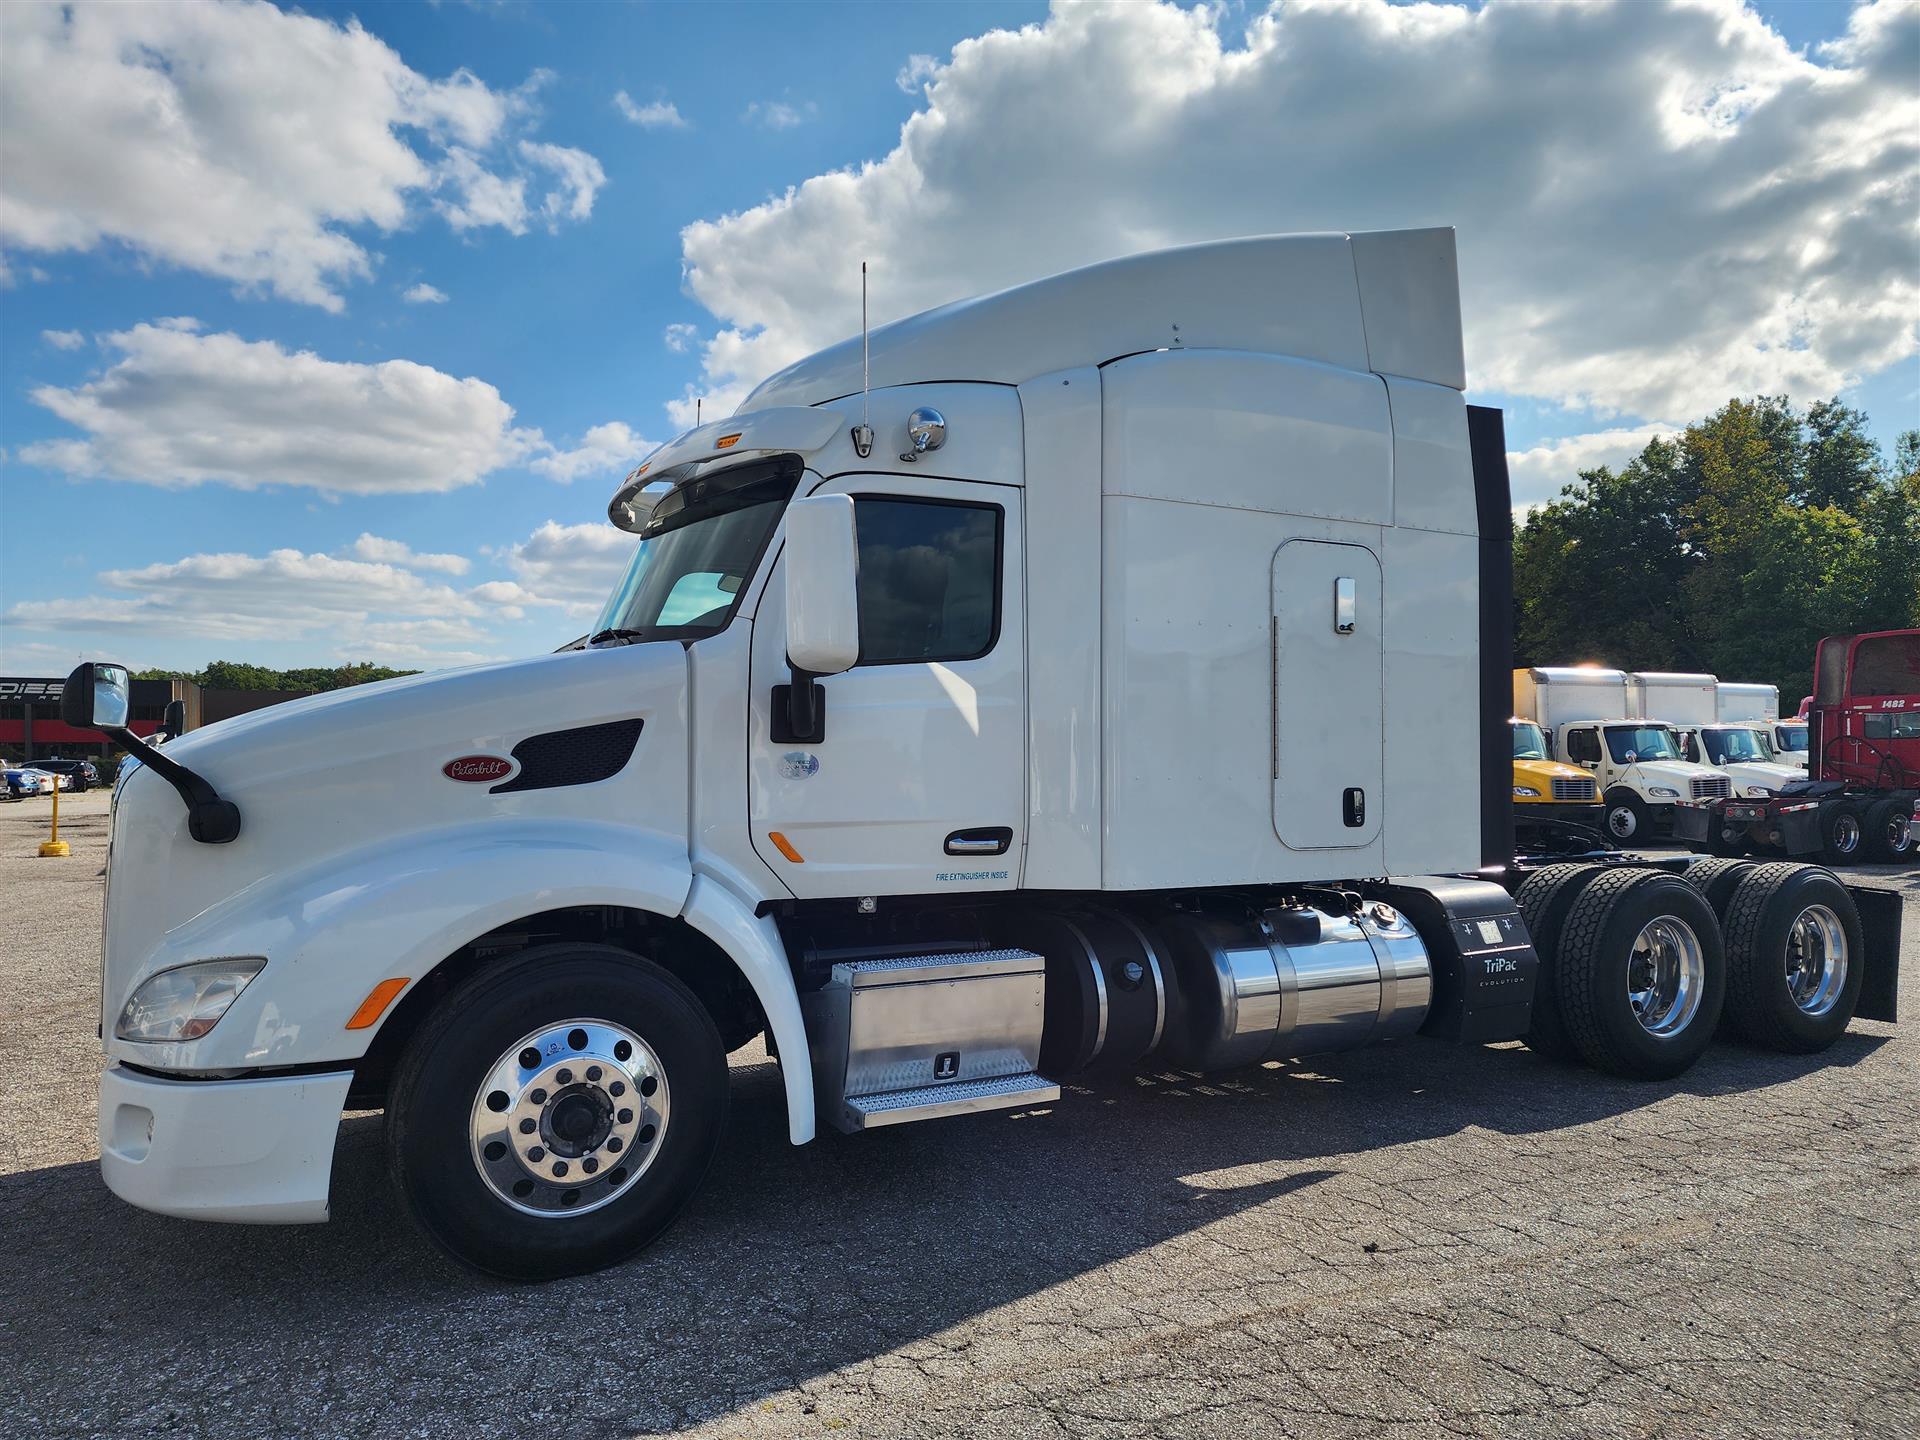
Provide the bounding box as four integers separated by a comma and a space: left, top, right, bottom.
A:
491, 718, 644, 794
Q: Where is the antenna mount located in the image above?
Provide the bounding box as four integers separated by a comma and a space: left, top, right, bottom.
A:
850, 260, 875, 459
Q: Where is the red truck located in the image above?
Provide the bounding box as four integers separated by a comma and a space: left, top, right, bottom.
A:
1684, 629, 1920, 864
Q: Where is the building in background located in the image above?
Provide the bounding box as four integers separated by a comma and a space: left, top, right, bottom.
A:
0, 675, 310, 761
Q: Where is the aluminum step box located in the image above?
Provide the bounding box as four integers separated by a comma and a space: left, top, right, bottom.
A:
801, 949, 1058, 1133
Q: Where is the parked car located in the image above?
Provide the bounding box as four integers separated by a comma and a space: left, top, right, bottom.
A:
3, 763, 47, 799
32, 757, 99, 792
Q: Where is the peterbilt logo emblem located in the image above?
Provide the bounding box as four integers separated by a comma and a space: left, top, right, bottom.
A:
443, 755, 513, 783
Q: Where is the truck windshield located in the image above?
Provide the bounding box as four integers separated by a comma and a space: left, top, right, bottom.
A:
1703, 728, 1766, 764
591, 466, 795, 644
1604, 725, 1679, 763
1510, 722, 1549, 760
1774, 726, 1808, 753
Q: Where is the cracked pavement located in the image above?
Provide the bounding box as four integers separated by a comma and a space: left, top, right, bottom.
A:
2, 791, 1916, 1438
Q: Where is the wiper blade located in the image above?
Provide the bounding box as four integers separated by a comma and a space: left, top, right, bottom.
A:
588, 628, 648, 646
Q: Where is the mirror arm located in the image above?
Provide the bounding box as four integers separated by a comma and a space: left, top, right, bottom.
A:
112, 728, 242, 844
788, 666, 820, 742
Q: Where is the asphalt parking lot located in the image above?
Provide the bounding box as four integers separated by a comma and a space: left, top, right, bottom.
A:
2, 790, 1916, 1439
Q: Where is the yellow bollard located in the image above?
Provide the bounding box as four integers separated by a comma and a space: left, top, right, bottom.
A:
39, 768, 70, 857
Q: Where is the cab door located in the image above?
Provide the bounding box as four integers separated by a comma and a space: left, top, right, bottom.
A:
749, 475, 1025, 897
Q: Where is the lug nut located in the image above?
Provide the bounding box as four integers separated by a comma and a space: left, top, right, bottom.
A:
552, 1161, 568, 1178
583, 1157, 599, 1174
555, 1069, 573, 1086
608, 1081, 625, 1098
519, 1118, 536, 1134
585, 1066, 602, 1083
606, 1136, 623, 1153
617, 1108, 633, 1125
528, 1146, 546, 1163
530, 1088, 547, 1106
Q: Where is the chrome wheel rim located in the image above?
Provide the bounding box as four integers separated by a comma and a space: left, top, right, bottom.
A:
1886, 814, 1912, 856
1608, 805, 1638, 839
1784, 904, 1848, 1017
469, 1018, 670, 1218
1626, 917, 1705, 1037
1831, 815, 1860, 855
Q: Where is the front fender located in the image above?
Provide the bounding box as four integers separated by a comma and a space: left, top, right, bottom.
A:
108, 820, 692, 1073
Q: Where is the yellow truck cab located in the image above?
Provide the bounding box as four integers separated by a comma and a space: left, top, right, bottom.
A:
1510, 718, 1601, 826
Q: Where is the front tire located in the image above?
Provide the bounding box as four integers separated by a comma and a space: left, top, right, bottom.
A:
387, 944, 729, 1281
1553, 868, 1725, 1080
1603, 789, 1649, 844
1721, 863, 1864, 1053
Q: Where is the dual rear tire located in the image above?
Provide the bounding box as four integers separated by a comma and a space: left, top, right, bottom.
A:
1515, 859, 1864, 1080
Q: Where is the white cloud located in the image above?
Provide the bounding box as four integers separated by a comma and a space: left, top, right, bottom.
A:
677, 0, 1920, 427
742, 99, 815, 130
403, 282, 448, 304
0, 1, 603, 310
663, 322, 699, 353
500, 520, 638, 617
1, 546, 511, 667
21, 321, 541, 495
529, 421, 652, 484
520, 141, 606, 227
346, 533, 471, 576
1506, 423, 1682, 512
41, 328, 84, 350
615, 91, 688, 129
895, 54, 939, 94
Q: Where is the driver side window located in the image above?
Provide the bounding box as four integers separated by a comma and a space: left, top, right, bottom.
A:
1566, 728, 1600, 764
851, 496, 1002, 665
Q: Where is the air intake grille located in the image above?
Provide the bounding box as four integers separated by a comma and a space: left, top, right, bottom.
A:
1690, 776, 1731, 800
491, 718, 644, 794
1551, 776, 1597, 802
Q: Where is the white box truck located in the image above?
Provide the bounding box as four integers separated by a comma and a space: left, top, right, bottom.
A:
1629, 672, 1803, 799
63, 232, 1901, 1279
1512, 668, 1729, 842
1718, 681, 1807, 772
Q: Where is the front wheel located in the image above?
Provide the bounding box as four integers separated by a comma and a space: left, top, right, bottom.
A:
1603, 789, 1649, 843
387, 944, 729, 1280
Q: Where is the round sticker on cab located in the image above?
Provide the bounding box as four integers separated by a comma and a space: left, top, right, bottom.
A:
444, 754, 515, 783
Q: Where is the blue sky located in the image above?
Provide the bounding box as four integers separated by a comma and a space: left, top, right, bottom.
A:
1, 0, 1913, 675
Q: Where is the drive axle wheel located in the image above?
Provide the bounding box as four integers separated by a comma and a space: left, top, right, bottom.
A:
1861, 797, 1914, 863
1553, 868, 1724, 1080
1818, 804, 1863, 866
1721, 863, 1864, 1053
388, 944, 728, 1281
1512, 863, 1604, 1061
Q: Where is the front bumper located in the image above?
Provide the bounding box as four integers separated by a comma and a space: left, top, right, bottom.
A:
1515, 802, 1605, 826
98, 1063, 352, 1224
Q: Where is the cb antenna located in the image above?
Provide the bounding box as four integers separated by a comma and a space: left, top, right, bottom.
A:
696, 397, 703, 428
851, 260, 875, 458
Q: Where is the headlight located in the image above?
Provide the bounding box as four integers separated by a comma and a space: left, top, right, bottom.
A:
1648, 787, 1680, 798
1744, 786, 1774, 798
1512, 786, 1541, 798
116, 958, 266, 1043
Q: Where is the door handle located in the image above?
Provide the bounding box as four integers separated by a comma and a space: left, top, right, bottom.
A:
944, 827, 1012, 856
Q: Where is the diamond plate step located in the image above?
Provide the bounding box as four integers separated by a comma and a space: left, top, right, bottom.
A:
841, 1073, 1060, 1131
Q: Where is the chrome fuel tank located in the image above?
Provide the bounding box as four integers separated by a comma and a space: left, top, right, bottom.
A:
1151, 900, 1431, 1071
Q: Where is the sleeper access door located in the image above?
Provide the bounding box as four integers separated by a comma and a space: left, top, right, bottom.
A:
1272, 539, 1384, 849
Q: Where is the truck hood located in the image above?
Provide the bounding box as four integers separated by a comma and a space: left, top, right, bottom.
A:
104, 642, 691, 1059
1720, 761, 1803, 794
1513, 758, 1592, 787
1627, 760, 1722, 795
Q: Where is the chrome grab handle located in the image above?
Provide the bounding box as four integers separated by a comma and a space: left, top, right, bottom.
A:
946, 837, 1004, 853
944, 827, 1012, 856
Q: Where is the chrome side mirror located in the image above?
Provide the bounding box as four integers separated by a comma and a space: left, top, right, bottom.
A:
60, 662, 131, 731
906, 407, 945, 454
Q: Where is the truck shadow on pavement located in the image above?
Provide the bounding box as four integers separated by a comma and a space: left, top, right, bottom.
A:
0, 1026, 1894, 1435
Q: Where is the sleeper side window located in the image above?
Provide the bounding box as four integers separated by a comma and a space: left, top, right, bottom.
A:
851, 497, 1002, 664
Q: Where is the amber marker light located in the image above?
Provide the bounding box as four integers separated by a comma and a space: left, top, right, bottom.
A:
714, 433, 743, 449
346, 977, 411, 1030
767, 831, 805, 863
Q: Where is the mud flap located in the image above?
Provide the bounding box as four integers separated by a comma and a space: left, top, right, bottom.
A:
1848, 883, 1903, 1024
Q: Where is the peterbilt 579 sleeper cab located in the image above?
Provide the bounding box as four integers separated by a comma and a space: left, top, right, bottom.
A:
69, 231, 1902, 1279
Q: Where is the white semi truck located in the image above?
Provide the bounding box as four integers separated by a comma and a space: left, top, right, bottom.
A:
65, 232, 1901, 1280
1512, 667, 1730, 842
1629, 672, 1803, 799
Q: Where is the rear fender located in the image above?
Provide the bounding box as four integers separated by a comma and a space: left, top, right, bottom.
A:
1849, 883, 1903, 1024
